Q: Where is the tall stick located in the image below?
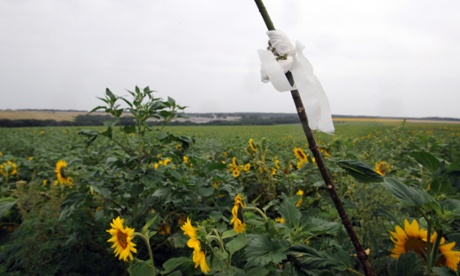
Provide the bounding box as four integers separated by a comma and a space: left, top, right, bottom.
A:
253, 1, 374, 275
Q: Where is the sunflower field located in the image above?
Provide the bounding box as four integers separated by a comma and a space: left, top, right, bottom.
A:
1, 87, 460, 275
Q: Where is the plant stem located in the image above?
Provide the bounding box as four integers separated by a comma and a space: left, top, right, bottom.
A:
134, 232, 156, 275
243, 206, 268, 222
252, 1, 374, 275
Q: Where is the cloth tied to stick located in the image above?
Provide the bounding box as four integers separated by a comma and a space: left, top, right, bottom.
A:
258, 30, 335, 133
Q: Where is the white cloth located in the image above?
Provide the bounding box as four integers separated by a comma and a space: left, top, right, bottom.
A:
258, 30, 335, 133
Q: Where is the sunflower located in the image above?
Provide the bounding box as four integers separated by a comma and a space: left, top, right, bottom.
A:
1, 160, 17, 177
180, 218, 210, 273
55, 160, 73, 186
319, 147, 331, 157
293, 147, 308, 163
243, 163, 251, 172
438, 240, 460, 271
106, 216, 137, 262
295, 189, 304, 208
230, 194, 246, 234
275, 217, 286, 224
158, 223, 171, 235
374, 161, 391, 176
390, 219, 460, 271
248, 138, 257, 152
232, 168, 240, 178
274, 157, 281, 169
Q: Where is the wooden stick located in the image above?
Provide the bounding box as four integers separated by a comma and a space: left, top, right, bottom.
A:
253, 1, 374, 275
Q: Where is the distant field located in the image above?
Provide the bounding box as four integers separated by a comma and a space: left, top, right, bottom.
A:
0, 110, 88, 121
1, 110, 459, 125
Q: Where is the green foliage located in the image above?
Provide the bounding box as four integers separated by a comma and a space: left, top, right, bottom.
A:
388, 251, 425, 276
337, 160, 383, 183
381, 177, 435, 208
245, 234, 289, 267
287, 244, 351, 275
1, 92, 460, 274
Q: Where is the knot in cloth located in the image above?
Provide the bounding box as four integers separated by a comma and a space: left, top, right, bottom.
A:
257, 30, 335, 134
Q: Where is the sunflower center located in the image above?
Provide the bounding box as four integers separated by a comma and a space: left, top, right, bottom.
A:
435, 254, 447, 267
59, 167, 67, 178
296, 150, 306, 160
405, 238, 427, 259
117, 230, 128, 249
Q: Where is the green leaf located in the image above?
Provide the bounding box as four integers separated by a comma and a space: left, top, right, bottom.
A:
222, 229, 239, 239
78, 129, 99, 147
127, 259, 153, 276
225, 232, 247, 256
153, 187, 172, 198
303, 217, 341, 236
278, 198, 301, 227
245, 267, 270, 276
442, 199, 460, 215
197, 187, 215, 198
381, 178, 434, 207
287, 244, 350, 273
104, 119, 118, 128
337, 160, 383, 183
390, 251, 424, 276
410, 151, 440, 173
161, 257, 192, 274
213, 248, 229, 261
432, 266, 456, 276
100, 126, 113, 139
141, 215, 159, 236
206, 161, 227, 171
105, 88, 117, 102
88, 105, 106, 113
123, 125, 137, 134
0, 197, 17, 218
245, 235, 288, 267
430, 176, 454, 195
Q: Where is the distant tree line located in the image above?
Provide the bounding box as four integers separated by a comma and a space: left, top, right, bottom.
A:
1, 113, 458, 128
0, 113, 302, 127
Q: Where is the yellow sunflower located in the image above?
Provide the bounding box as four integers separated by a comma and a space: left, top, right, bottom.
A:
438, 240, 460, 271
293, 147, 308, 163
295, 189, 304, 208
275, 217, 286, 224
230, 194, 246, 234
374, 161, 391, 176
232, 168, 240, 178
248, 138, 257, 152
106, 216, 137, 262
181, 218, 199, 248
55, 160, 73, 186
180, 218, 210, 273
274, 158, 281, 169
390, 219, 460, 271
1, 160, 17, 177
163, 158, 172, 166
319, 147, 331, 157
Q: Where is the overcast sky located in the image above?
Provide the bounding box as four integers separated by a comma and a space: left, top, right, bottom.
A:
1, 0, 459, 118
